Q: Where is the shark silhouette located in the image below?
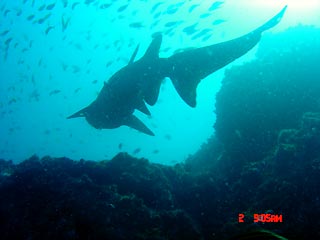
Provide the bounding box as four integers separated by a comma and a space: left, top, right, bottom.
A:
68, 6, 287, 136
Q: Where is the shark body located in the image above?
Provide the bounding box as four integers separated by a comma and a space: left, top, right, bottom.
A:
68, 6, 287, 136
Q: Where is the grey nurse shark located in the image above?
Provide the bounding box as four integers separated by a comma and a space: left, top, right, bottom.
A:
68, 6, 287, 136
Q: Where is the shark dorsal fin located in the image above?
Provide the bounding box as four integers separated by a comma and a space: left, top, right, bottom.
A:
143, 33, 162, 59
128, 44, 140, 65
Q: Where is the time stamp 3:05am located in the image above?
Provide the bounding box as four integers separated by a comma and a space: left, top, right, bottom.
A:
238, 213, 283, 223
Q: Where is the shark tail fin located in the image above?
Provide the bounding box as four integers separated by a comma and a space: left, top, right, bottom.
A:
124, 115, 155, 136
166, 6, 287, 108
254, 5, 287, 33
67, 107, 87, 119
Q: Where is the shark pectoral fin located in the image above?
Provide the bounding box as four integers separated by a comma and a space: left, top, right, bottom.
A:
171, 76, 199, 108
67, 107, 88, 119
128, 44, 140, 65
137, 101, 151, 116
124, 115, 155, 136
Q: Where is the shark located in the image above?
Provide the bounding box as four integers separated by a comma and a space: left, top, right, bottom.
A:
67, 6, 287, 136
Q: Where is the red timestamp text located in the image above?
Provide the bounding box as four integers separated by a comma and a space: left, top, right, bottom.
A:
238, 213, 283, 223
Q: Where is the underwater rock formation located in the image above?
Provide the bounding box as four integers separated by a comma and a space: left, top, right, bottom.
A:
1, 112, 320, 240
0, 154, 202, 240
215, 25, 320, 163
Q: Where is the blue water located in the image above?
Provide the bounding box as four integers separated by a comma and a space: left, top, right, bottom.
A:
0, 0, 319, 164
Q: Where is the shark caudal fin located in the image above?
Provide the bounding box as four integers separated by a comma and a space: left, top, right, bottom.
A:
166, 6, 287, 108
124, 115, 155, 136
253, 5, 287, 34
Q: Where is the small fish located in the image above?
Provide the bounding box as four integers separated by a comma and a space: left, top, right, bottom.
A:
27, 14, 35, 21
61, 62, 68, 71
37, 13, 51, 24
153, 150, 159, 154
164, 21, 181, 28
183, 23, 198, 35
212, 19, 226, 25
45, 26, 54, 35
118, 143, 123, 150
201, 34, 212, 42
38, 4, 46, 11
100, 3, 112, 9
8, 98, 17, 104
31, 75, 36, 85
49, 89, 61, 96
44, 129, 51, 135
191, 28, 212, 40
46, 3, 55, 10
61, 15, 71, 32
166, 5, 179, 15
164, 27, 174, 36
5, 38, 13, 46
153, 12, 161, 19
209, 1, 224, 11
16, 9, 22, 16
72, 65, 80, 73
106, 61, 113, 68
150, 2, 164, 14
74, 88, 81, 93
129, 22, 144, 28
133, 148, 141, 154
188, 4, 200, 13
72, 2, 80, 10
200, 13, 210, 19
0, 30, 9, 36
164, 134, 172, 140
117, 4, 128, 12
85, 0, 95, 5
61, 0, 68, 8
8, 86, 15, 91
4, 9, 11, 16
92, 80, 98, 84
74, 43, 82, 50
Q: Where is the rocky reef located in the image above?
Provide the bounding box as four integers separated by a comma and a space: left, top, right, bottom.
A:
214, 25, 320, 163
1, 26, 320, 239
